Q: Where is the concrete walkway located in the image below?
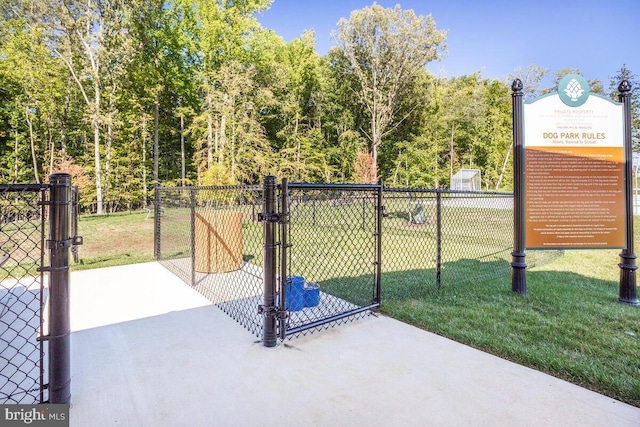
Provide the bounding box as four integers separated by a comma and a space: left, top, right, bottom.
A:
69, 262, 640, 426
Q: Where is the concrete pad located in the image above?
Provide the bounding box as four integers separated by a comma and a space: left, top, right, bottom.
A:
69, 262, 640, 426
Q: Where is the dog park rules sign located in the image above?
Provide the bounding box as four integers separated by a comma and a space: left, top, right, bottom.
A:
524, 74, 626, 249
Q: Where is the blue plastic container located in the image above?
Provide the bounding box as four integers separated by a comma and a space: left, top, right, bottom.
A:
285, 276, 305, 311
304, 283, 320, 308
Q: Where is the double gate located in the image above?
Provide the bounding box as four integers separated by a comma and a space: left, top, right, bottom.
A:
156, 177, 382, 345
0, 175, 76, 403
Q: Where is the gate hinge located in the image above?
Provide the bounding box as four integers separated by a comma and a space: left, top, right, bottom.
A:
258, 304, 278, 317
258, 212, 287, 223
45, 236, 83, 250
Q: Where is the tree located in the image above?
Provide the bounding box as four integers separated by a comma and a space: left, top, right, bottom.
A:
334, 3, 446, 182
182, 0, 272, 185
504, 64, 548, 101
608, 65, 640, 150
546, 68, 603, 95
40, 0, 136, 214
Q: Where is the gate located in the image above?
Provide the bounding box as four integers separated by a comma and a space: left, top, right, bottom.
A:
0, 174, 76, 404
262, 179, 382, 344
156, 177, 382, 346
155, 178, 563, 347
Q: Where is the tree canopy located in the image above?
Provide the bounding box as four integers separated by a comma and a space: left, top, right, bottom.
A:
0, 1, 637, 211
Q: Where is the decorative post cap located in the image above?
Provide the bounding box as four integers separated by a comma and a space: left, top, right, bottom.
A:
512, 78, 523, 93
618, 80, 631, 93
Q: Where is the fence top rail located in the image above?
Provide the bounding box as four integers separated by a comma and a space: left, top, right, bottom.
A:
157, 184, 262, 191
382, 186, 513, 196
287, 182, 382, 191
0, 183, 49, 193
156, 183, 514, 196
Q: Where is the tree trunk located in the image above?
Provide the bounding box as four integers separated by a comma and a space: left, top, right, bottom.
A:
141, 111, 148, 208
49, 134, 54, 176
371, 100, 380, 184
449, 124, 455, 184
496, 143, 513, 190
180, 115, 185, 186
93, 116, 103, 214
105, 117, 113, 211
25, 105, 40, 184
153, 97, 159, 185
207, 92, 214, 171
220, 92, 228, 166
14, 129, 19, 183
294, 114, 300, 180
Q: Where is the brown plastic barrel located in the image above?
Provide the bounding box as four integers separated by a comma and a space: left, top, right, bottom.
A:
194, 211, 243, 273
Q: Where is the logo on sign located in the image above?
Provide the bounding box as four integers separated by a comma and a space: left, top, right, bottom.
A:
558, 73, 590, 107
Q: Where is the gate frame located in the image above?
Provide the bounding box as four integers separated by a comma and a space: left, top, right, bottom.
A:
257, 177, 383, 346
0, 174, 76, 404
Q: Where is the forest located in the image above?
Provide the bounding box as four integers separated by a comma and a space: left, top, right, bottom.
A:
1, 1, 638, 214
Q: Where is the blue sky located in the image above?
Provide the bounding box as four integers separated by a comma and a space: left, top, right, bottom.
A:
256, 0, 640, 90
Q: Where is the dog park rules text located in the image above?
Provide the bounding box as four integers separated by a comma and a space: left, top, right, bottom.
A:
523, 93, 625, 249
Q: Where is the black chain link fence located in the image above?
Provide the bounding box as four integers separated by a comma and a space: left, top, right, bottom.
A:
156, 182, 562, 342
282, 184, 381, 337
0, 184, 47, 404
383, 188, 560, 300
156, 185, 265, 336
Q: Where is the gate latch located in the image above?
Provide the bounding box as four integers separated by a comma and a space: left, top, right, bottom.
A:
258, 304, 288, 319
258, 212, 284, 223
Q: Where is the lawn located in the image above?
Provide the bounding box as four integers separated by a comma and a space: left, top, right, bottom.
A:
73, 207, 640, 407
74, 210, 155, 269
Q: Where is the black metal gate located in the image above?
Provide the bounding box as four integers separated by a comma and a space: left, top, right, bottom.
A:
156, 177, 382, 346
261, 179, 382, 345
0, 183, 47, 403
0, 175, 76, 404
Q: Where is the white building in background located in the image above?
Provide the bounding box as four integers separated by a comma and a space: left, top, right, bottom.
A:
450, 169, 481, 191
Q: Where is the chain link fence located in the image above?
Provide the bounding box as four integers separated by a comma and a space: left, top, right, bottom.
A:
156, 185, 265, 336
282, 183, 381, 338
156, 181, 562, 343
0, 184, 47, 404
1, 176, 77, 404
383, 188, 560, 300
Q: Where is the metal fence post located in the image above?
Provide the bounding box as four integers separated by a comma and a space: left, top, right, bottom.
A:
190, 188, 196, 287
279, 178, 289, 339
511, 78, 528, 295
154, 184, 161, 260
262, 176, 278, 347
618, 80, 639, 305
47, 173, 72, 404
436, 189, 442, 289
375, 184, 382, 303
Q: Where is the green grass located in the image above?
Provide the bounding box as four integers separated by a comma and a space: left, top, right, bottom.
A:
73, 210, 155, 269
74, 207, 640, 407
382, 250, 640, 407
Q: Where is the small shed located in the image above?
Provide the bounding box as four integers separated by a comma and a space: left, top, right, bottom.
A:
451, 169, 481, 191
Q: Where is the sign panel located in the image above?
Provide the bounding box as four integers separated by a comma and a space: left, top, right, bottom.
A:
524, 75, 625, 249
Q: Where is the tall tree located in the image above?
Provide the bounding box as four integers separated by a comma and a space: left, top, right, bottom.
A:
41, 0, 135, 213
504, 64, 548, 101
546, 68, 603, 94
334, 3, 446, 182
609, 65, 640, 150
